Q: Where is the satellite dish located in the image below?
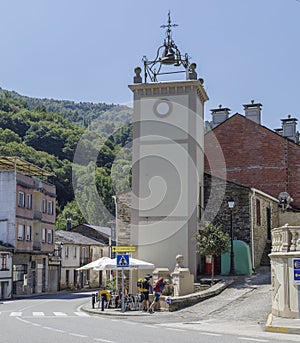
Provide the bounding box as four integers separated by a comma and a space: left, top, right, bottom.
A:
278, 192, 293, 211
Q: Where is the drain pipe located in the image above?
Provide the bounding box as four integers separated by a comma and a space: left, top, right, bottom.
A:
250, 189, 255, 272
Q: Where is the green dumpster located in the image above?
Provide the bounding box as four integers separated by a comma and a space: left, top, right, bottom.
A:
221, 240, 253, 275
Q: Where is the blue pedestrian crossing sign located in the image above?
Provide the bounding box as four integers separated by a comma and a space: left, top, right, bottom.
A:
293, 258, 300, 285
117, 254, 130, 268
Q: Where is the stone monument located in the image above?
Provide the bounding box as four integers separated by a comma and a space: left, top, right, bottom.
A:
171, 254, 194, 296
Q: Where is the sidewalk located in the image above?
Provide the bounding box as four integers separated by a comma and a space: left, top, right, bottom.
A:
80, 267, 300, 335
81, 278, 234, 317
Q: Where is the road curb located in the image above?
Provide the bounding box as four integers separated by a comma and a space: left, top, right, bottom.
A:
265, 313, 300, 335
80, 303, 152, 316
80, 279, 234, 316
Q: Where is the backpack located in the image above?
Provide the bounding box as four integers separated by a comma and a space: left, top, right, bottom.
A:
153, 280, 164, 292
137, 279, 143, 289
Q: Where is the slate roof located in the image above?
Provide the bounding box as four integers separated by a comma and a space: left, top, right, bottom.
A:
55, 230, 105, 246
69, 224, 112, 244
83, 225, 111, 238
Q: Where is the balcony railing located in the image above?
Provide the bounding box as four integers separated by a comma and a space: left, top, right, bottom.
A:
33, 210, 42, 220
271, 224, 300, 252
33, 242, 41, 251
80, 258, 90, 266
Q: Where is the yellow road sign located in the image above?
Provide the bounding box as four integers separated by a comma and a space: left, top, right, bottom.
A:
112, 246, 136, 253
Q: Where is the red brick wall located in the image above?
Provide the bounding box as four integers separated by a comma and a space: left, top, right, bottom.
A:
204, 114, 300, 208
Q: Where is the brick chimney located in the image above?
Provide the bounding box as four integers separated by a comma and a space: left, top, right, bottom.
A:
281, 115, 298, 142
243, 100, 262, 125
210, 105, 230, 128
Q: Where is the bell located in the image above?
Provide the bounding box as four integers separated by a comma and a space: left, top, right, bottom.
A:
161, 47, 176, 65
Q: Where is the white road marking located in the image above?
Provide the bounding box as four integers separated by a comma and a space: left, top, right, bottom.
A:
238, 338, 269, 342
33, 312, 45, 316
144, 324, 156, 328
69, 333, 88, 338
74, 311, 90, 317
94, 339, 115, 343
10, 312, 22, 316
53, 312, 67, 316
52, 328, 66, 333
166, 328, 185, 332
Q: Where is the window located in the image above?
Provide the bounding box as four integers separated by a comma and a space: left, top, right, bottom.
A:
27, 194, 32, 209
42, 228, 46, 242
66, 270, 69, 285
26, 226, 32, 241
18, 192, 25, 207
17, 225, 25, 240
256, 199, 261, 226
13, 264, 27, 282
48, 200, 54, 215
74, 246, 77, 258
65, 246, 69, 258
82, 247, 86, 262
47, 230, 53, 244
1, 254, 8, 270
42, 199, 47, 213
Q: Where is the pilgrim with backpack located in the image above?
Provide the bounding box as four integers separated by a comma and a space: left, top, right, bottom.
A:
148, 277, 168, 313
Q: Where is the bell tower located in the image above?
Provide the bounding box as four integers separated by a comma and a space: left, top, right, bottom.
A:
129, 12, 208, 276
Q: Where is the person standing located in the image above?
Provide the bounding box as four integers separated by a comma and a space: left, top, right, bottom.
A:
148, 277, 168, 314
140, 274, 152, 311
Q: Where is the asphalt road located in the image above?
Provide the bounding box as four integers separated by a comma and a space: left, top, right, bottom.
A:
0, 268, 299, 343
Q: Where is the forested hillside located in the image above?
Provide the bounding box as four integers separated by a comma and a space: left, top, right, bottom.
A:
0, 90, 132, 228
0, 87, 132, 128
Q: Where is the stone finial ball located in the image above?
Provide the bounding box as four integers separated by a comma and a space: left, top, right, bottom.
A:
134, 67, 142, 76
190, 63, 197, 71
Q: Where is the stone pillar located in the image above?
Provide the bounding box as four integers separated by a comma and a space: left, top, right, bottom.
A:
270, 225, 300, 318
270, 253, 300, 318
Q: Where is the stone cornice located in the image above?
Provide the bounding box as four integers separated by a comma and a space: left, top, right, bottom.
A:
128, 80, 209, 103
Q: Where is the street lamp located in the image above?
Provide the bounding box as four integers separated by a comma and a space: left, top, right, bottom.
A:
112, 195, 118, 292
227, 196, 235, 275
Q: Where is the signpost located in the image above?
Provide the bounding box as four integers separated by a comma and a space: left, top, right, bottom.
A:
117, 254, 130, 312
112, 246, 136, 253
293, 258, 300, 285
293, 258, 300, 318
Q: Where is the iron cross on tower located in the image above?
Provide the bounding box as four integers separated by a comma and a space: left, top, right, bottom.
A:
160, 11, 178, 47
141, 11, 193, 82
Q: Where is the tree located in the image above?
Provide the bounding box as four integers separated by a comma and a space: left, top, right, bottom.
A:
55, 199, 85, 230
193, 222, 230, 284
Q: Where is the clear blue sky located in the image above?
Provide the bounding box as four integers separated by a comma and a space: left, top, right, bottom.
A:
1, 0, 299, 130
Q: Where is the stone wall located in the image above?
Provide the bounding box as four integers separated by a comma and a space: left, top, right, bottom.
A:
116, 191, 131, 246
204, 173, 279, 269
279, 210, 300, 226
204, 174, 251, 243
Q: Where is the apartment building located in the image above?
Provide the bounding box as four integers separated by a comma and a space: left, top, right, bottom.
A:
55, 230, 106, 289
0, 243, 13, 299
0, 156, 56, 296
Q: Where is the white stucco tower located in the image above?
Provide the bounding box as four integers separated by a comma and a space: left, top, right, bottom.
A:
128, 13, 208, 276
